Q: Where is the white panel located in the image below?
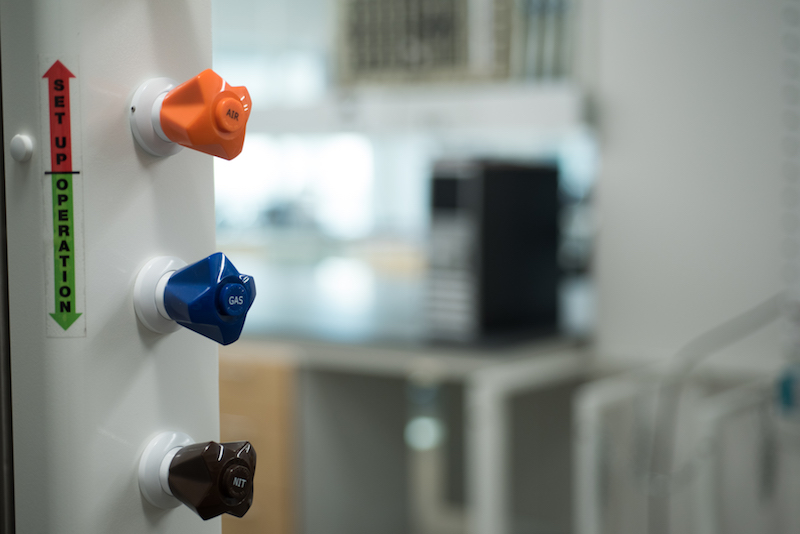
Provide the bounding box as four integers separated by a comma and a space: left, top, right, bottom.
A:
593, 0, 785, 370
1, 1, 220, 533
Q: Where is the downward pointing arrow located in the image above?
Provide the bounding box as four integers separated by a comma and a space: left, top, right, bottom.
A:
50, 310, 82, 330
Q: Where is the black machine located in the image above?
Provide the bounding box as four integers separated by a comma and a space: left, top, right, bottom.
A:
427, 160, 560, 343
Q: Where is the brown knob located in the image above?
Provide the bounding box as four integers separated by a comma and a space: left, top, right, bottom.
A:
167, 440, 256, 520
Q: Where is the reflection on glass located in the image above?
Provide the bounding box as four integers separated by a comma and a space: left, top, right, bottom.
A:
215, 133, 374, 240
214, 133, 428, 343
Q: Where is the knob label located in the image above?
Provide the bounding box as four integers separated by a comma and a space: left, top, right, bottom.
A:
41, 59, 86, 337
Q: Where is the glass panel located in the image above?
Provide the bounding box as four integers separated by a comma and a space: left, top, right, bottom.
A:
212, 0, 594, 344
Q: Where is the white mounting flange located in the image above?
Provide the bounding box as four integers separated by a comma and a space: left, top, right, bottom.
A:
130, 77, 182, 157
139, 431, 194, 509
133, 256, 187, 334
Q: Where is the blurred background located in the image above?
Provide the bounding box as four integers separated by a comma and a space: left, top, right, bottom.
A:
212, 1, 800, 533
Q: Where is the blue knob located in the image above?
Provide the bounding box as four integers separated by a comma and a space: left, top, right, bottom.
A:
163, 252, 256, 345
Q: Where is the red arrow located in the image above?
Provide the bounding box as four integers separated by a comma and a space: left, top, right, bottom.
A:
43, 60, 76, 173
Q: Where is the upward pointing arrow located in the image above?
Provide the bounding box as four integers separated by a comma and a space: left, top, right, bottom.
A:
43, 59, 75, 80
43, 60, 76, 173
44, 60, 81, 331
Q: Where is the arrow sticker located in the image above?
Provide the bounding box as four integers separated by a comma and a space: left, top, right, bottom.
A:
49, 174, 80, 330
44, 60, 75, 172
42, 59, 85, 337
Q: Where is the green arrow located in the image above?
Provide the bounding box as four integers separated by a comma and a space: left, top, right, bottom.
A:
50, 173, 81, 330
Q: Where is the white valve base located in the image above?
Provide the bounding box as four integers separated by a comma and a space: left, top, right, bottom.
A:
133, 256, 187, 334
139, 431, 195, 509
130, 77, 182, 157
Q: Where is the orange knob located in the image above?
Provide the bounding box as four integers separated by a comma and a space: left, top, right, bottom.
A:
159, 69, 251, 160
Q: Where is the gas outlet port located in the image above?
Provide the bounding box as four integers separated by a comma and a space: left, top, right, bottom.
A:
139, 432, 256, 520
133, 252, 256, 345
130, 69, 251, 160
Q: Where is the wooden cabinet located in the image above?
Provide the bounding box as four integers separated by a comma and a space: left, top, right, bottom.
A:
220, 348, 297, 534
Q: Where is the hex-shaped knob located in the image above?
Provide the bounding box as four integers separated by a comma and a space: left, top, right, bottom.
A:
163, 252, 256, 345
169, 441, 256, 520
160, 70, 251, 160
139, 433, 256, 520
129, 70, 251, 159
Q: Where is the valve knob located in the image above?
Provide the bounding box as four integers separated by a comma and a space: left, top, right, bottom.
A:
169, 440, 256, 520
163, 252, 256, 345
139, 432, 256, 520
133, 253, 256, 345
130, 69, 251, 159
160, 70, 251, 159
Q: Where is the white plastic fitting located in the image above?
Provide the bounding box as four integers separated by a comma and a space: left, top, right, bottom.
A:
130, 78, 182, 157
133, 256, 186, 334
139, 431, 194, 508
9, 134, 33, 162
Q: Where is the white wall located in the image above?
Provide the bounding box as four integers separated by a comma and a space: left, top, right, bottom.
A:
592, 0, 787, 372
